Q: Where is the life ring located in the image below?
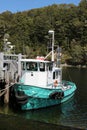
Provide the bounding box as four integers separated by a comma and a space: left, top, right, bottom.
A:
54, 80, 58, 87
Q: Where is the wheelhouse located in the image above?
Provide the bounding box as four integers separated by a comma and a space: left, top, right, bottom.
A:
19, 59, 53, 88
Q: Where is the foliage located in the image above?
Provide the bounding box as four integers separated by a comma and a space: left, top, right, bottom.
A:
0, 0, 87, 65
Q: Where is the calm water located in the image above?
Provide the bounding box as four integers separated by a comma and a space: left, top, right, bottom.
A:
0, 67, 87, 129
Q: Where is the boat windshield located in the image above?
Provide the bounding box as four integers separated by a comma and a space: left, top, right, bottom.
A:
21, 62, 38, 71
21, 61, 53, 72
39, 62, 45, 71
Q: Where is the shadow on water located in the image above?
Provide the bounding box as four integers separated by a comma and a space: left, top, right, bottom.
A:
0, 95, 84, 129
0, 67, 87, 129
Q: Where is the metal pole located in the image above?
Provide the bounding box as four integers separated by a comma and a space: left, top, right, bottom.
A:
52, 31, 54, 61
48, 30, 54, 61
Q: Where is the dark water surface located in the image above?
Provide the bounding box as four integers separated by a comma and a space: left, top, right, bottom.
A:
0, 67, 87, 129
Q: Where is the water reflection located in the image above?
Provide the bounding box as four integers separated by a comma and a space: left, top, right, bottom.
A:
13, 96, 82, 127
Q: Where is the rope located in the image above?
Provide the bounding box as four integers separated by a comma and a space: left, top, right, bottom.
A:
0, 90, 6, 97
0, 83, 15, 97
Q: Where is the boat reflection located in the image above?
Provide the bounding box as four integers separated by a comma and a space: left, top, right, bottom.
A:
16, 96, 77, 125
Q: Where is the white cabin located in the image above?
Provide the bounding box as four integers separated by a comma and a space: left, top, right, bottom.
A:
19, 59, 62, 88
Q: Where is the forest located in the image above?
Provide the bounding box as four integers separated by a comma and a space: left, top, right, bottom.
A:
0, 0, 87, 66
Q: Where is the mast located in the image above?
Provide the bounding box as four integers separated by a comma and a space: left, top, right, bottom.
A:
57, 46, 62, 84
48, 30, 54, 62
57, 46, 62, 68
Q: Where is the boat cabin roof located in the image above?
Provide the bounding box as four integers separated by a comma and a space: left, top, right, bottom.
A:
20, 59, 50, 63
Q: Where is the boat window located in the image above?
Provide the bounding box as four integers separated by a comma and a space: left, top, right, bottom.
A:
49, 64, 53, 71
47, 63, 53, 71
3, 63, 10, 71
53, 72, 55, 79
53, 71, 58, 79
39, 62, 45, 71
21, 62, 25, 70
55, 71, 58, 78
26, 62, 38, 71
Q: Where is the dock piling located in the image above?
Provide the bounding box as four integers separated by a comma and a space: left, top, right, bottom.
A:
4, 71, 9, 104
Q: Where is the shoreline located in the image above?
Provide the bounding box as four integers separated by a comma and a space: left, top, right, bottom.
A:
61, 63, 87, 68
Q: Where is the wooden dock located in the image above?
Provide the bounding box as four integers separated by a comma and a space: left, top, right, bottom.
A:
0, 52, 25, 104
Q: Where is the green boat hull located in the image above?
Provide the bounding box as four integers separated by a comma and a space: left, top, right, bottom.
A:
11, 81, 76, 110
21, 92, 75, 110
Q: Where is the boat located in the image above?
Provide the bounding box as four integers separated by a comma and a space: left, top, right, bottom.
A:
10, 30, 77, 110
